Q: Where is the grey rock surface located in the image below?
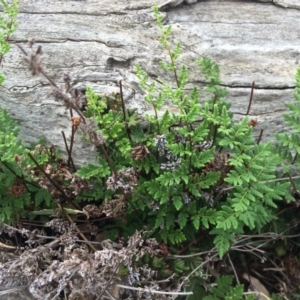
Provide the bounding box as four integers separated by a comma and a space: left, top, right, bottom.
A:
1, 0, 300, 167
159, 0, 198, 8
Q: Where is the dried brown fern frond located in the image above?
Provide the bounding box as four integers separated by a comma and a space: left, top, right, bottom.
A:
0, 226, 182, 300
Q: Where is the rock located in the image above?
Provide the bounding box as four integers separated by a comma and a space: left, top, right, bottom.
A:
1, 0, 300, 166
159, 0, 198, 10
273, 0, 300, 9
160, 0, 185, 8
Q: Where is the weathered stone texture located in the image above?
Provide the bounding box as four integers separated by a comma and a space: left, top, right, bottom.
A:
0, 0, 300, 167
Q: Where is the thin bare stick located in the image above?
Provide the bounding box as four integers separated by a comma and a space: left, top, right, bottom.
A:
98, 144, 118, 179
97, 263, 121, 299
56, 202, 97, 252
267, 257, 292, 287
119, 81, 132, 142
119, 80, 126, 121
116, 285, 193, 296
246, 81, 255, 115
243, 291, 271, 300
168, 249, 214, 259
2, 223, 107, 247
186, 252, 219, 282
67, 109, 76, 169
61, 131, 75, 170
292, 152, 298, 164
27, 152, 68, 198
0, 160, 39, 191
17, 43, 86, 122
103, 291, 117, 300
227, 253, 240, 285
256, 129, 263, 144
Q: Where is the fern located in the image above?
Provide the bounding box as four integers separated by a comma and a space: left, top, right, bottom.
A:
74, 4, 294, 258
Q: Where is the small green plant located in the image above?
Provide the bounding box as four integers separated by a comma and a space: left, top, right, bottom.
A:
0, 107, 55, 222
76, 4, 292, 258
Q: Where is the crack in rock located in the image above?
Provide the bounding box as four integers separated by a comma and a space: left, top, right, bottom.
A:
159, 0, 300, 10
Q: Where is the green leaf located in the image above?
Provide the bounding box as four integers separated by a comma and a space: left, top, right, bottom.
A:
212, 275, 234, 298
191, 214, 200, 230
168, 229, 186, 244
166, 213, 175, 230
173, 195, 183, 210
35, 189, 52, 208
77, 163, 101, 179
160, 228, 168, 243
191, 149, 215, 168
238, 210, 256, 229
203, 296, 218, 300
178, 212, 188, 229
216, 206, 235, 229
224, 285, 244, 300
210, 229, 236, 258
197, 172, 220, 189
155, 216, 164, 229
3, 206, 12, 221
